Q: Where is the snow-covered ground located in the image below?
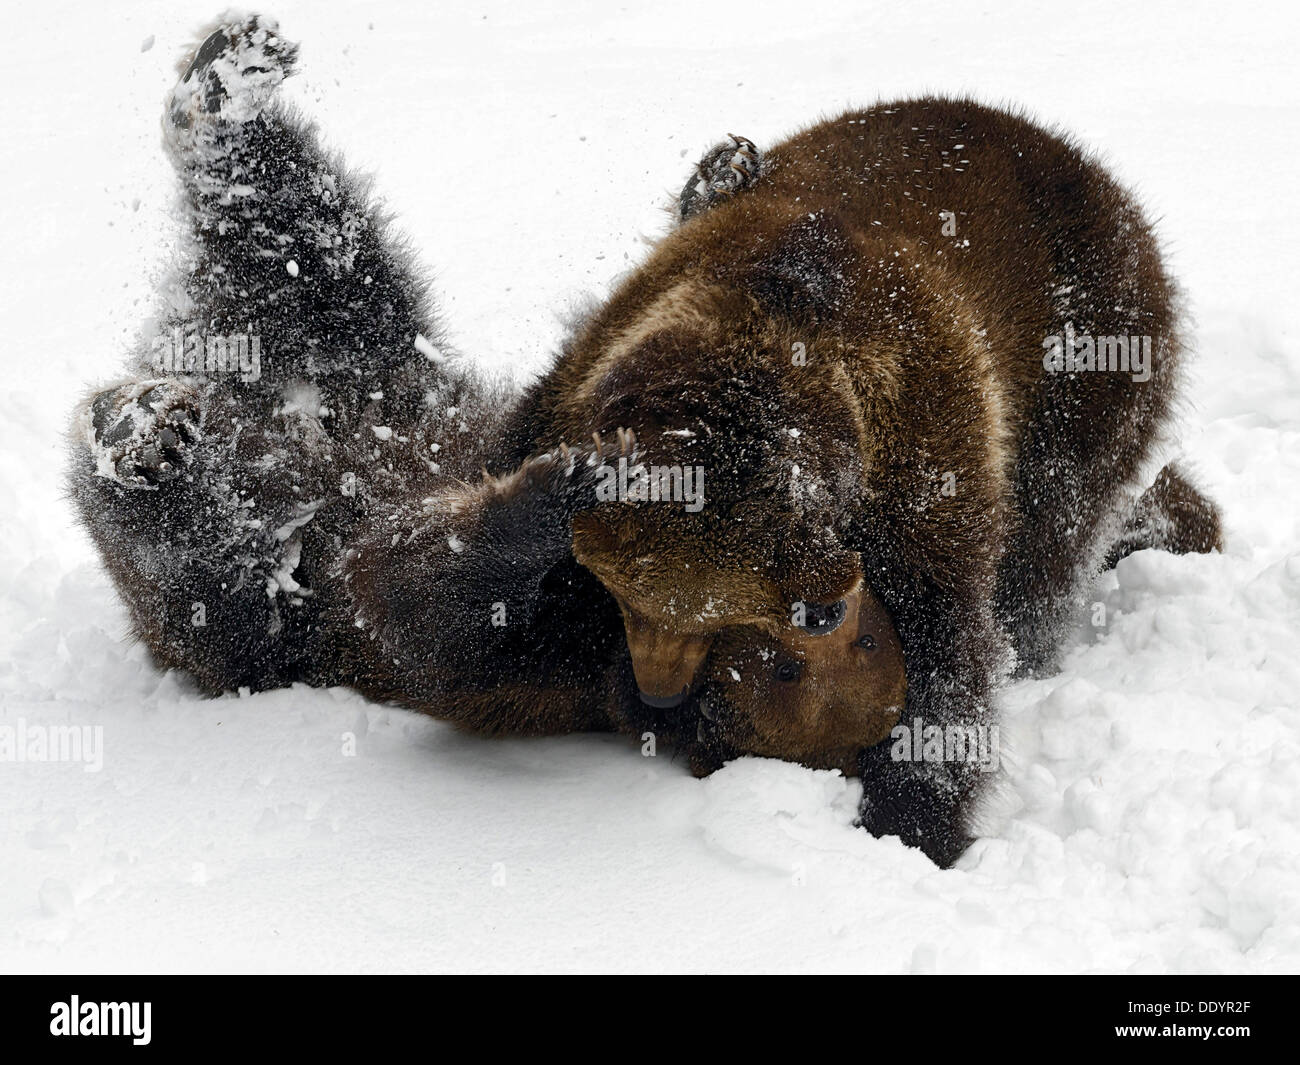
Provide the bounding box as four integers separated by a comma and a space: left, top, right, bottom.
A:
2, 1, 1298, 973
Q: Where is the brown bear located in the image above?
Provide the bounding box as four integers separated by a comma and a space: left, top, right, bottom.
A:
352, 100, 1223, 866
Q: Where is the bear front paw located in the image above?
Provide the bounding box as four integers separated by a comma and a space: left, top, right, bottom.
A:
856, 744, 974, 868
84, 380, 201, 488
679, 135, 762, 221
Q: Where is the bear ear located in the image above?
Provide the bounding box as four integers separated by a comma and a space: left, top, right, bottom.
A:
743, 209, 856, 324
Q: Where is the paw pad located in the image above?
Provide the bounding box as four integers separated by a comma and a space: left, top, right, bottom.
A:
166, 14, 299, 135
85, 380, 201, 487
679, 135, 762, 221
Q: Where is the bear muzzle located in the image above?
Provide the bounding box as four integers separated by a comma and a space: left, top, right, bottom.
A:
621, 613, 715, 707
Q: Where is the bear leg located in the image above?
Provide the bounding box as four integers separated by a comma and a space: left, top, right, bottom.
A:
71, 15, 469, 693
857, 741, 979, 869
70, 374, 345, 693
343, 442, 629, 734
161, 13, 448, 394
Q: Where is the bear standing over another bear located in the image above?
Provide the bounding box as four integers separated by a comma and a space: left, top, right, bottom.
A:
70, 15, 1221, 869
345, 92, 1223, 865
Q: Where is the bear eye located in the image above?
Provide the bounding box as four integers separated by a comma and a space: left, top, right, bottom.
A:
855, 633, 876, 650
775, 660, 803, 683
798, 598, 847, 636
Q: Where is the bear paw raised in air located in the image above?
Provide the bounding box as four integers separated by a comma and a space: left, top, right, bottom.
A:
678, 135, 762, 221
166, 13, 298, 138
83, 379, 201, 488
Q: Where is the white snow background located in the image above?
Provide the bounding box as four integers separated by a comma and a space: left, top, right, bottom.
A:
1, 1, 1297, 973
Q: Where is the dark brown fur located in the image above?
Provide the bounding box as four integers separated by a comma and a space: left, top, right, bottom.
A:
1106, 463, 1224, 567
373, 97, 1222, 864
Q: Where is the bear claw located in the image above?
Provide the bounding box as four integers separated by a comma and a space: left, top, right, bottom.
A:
166, 14, 299, 136
679, 135, 763, 221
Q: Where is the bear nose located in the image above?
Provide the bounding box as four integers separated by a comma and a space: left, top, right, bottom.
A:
638, 688, 688, 709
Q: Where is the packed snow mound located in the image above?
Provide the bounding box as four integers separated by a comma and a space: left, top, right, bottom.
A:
2, 0, 1298, 972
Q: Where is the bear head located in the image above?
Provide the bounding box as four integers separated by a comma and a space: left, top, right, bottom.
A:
565, 208, 907, 769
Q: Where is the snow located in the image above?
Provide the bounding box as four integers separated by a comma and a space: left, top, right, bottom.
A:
414, 333, 446, 363
2, 0, 1298, 973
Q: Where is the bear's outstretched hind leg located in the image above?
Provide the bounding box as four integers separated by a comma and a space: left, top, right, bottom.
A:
677, 135, 762, 222
70, 370, 339, 693
160, 13, 446, 400
68, 15, 452, 694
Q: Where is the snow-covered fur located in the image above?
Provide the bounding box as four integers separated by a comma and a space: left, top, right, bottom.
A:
67, 15, 514, 694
